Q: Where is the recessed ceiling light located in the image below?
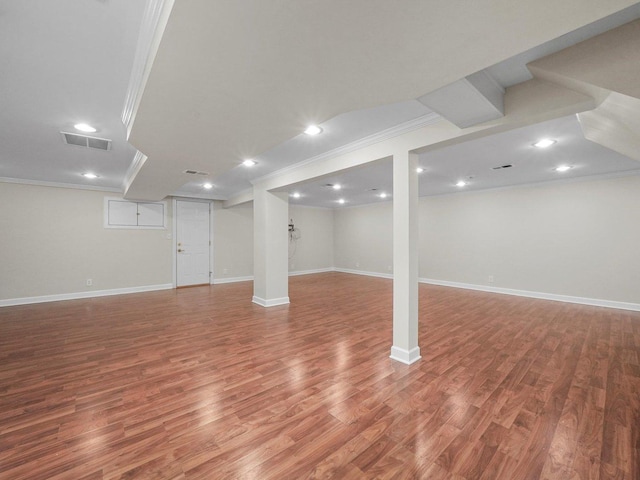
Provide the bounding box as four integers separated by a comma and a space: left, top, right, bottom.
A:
455, 180, 467, 187
554, 165, 573, 172
337, 198, 345, 204
416, 167, 424, 173
304, 125, 322, 136
74, 123, 96, 133
242, 159, 256, 167
292, 192, 301, 198
533, 138, 556, 148
203, 182, 213, 189
332, 184, 341, 190
82, 172, 98, 179
379, 192, 388, 199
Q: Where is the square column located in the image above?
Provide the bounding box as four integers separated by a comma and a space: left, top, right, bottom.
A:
390, 151, 421, 364
252, 187, 290, 307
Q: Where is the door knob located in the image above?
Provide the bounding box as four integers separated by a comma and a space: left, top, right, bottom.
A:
178, 249, 185, 253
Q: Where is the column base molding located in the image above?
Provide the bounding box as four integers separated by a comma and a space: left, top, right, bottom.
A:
390, 346, 421, 365
252, 296, 290, 307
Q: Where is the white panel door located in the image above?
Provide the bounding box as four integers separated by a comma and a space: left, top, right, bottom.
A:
176, 200, 211, 287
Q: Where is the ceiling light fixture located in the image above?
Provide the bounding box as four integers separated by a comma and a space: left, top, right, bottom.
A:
203, 182, 213, 189
337, 198, 345, 204
554, 165, 573, 172
242, 159, 256, 167
304, 125, 322, 136
74, 123, 97, 133
416, 167, 424, 173
82, 172, 98, 179
455, 180, 467, 187
533, 138, 556, 148
332, 184, 341, 190
292, 192, 301, 198
379, 192, 388, 199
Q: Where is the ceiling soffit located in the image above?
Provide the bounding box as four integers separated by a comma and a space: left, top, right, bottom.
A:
127, 0, 639, 201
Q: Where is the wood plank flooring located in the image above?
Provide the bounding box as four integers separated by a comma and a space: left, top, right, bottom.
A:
1, 272, 639, 479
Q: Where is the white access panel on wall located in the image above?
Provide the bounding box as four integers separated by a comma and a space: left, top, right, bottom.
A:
176, 200, 211, 287
104, 197, 166, 229
137, 202, 164, 226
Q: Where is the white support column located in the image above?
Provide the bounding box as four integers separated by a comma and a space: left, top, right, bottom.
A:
390, 151, 421, 364
252, 187, 290, 307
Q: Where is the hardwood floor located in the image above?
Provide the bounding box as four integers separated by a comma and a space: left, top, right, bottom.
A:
1, 272, 639, 479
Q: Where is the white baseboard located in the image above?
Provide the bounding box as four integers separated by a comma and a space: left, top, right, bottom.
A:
333, 267, 393, 280
390, 346, 421, 365
213, 268, 333, 284
0, 283, 174, 308
288, 267, 334, 277
212, 275, 254, 284
419, 277, 640, 312
252, 296, 290, 307
332, 268, 640, 312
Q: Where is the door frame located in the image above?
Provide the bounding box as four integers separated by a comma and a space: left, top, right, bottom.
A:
172, 198, 215, 288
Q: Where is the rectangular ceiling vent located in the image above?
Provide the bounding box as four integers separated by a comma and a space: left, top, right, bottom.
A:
61, 132, 112, 151
184, 169, 210, 176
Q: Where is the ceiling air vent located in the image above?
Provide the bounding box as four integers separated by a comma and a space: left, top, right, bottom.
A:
61, 132, 111, 151
184, 169, 210, 176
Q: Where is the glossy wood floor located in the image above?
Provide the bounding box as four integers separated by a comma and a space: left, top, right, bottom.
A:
1, 273, 639, 479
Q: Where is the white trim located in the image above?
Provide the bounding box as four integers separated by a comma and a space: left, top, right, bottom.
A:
333, 267, 393, 280
250, 112, 441, 186
172, 192, 225, 201
288, 268, 334, 277
212, 275, 254, 284
390, 346, 422, 365
0, 176, 121, 193
252, 296, 290, 307
422, 169, 640, 199
0, 284, 173, 308
121, 0, 175, 138
122, 150, 147, 194
419, 277, 640, 312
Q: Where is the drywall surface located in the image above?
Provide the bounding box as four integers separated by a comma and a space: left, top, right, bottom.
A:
288, 205, 334, 273
213, 201, 254, 280
213, 202, 335, 281
334, 201, 393, 275
334, 175, 640, 304
420, 175, 640, 303
0, 183, 172, 301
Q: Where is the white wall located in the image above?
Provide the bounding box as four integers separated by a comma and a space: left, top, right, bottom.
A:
213, 201, 254, 281
5, 174, 639, 307
334, 175, 640, 305
334, 201, 393, 275
0, 183, 173, 302
288, 205, 334, 273
212, 202, 334, 282
420, 175, 640, 304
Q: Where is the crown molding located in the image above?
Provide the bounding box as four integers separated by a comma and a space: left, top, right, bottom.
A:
121, 0, 175, 139
250, 112, 441, 186
0, 177, 122, 193
122, 150, 147, 193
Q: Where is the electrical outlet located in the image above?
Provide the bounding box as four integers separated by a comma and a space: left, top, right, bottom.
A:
387, 265, 392, 271
86, 279, 93, 286
355, 262, 360, 268
488, 275, 494, 283
223, 268, 228, 274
